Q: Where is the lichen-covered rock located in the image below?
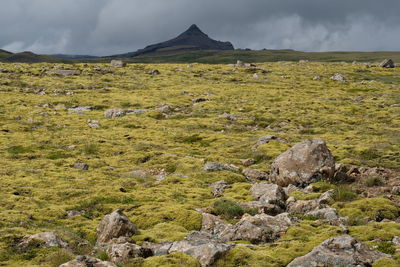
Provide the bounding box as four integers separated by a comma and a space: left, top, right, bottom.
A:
169, 231, 234, 267
200, 213, 235, 241
211, 180, 231, 197
270, 138, 335, 187
96, 210, 137, 244
287, 235, 390, 267
250, 183, 286, 207
104, 108, 126, 119
204, 162, 240, 172
18, 232, 67, 249
59, 255, 116, 267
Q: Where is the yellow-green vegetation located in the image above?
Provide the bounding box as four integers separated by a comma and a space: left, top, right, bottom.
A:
0, 61, 399, 266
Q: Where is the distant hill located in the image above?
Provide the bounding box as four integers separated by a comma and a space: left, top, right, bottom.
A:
112, 24, 234, 58
0, 49, 13, 60
0, 51, 68, 63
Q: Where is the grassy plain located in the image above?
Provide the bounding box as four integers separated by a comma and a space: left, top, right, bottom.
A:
0, 61, 399, 266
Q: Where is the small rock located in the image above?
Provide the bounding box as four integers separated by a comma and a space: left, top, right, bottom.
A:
330, 73, 346, 82
18, 232, 67, 249
392, 236, 400, 246
88, 119, 100, 128
218, 113, 237, 121
105, 237, 152, 264
193, 98, 210, 103
211, 180, 231, 197
306, 207, 340, 221
148, 69, 160, 75
204, 162, 240, 172
313, 75, 321, 81
242, 168, 269, 180
73, 161, 89, 171
250, 183, 286, 208
110, 60, 126, 67
252, 73, 260, 79
240, 158, 256, 167
252, 135, 288, 150
104, 108, 126, 119
66, 210, 83, 218
68, 106, 92, 112
284, 184, 299, 195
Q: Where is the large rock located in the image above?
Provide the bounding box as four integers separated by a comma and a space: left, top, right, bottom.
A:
379, 59, 395, 68
104, 108, 126, 119
59, 256, 116, 267
287, 235, 390, 267
96, 210, 137, 244
18, 232, 67, 249
250, 183, 286, 206
169, 231, 234, 267
270, 139, 335, 187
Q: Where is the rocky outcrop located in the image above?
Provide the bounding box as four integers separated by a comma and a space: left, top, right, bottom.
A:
18, 232, 67, 249
59, 256, 116, 267
96, 210, 137, 244
287, 235, 390, 267
270, 139, 335, 187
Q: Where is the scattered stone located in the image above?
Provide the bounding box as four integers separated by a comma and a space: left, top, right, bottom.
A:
46, 70, 81, 76
96, 210, 137, 244
313, 75, 321, 81
330, 73, 346, 82
391, 186, 400, 195
287, 235, 390, 267
59, 255, 117, 267
317, 189, 335, 205
270, 138, 335, 187
239, 201, 284, 216
240, 158, 256, 167
243, 168, 269, 181
287, 200, 320, 214
218, 113, 237, 121
306, 207, 340, 221
204, 162, 240, 172
379, 59, 395, 68
252, 135, 288, 150
193, 97, 210, 103
104, 108, 126, 118
169, 231, 234, 267
68, 106, 92, 112
211, 180, 231, 197
88, 119, 100, 128
66, 210, 83, 218
303, 185, 314, 193
284, 184, 299, 195
126, 109, 148, 115
155, 104, 172, 113
0, 68, 10, 73
148, 69, 160, 75
392, 236, 400, 246
18, 232, 67, 249
72, 161, 89, 171
252, 73, 260, 79
110, 60, 126, 67
142, 242, 173, 256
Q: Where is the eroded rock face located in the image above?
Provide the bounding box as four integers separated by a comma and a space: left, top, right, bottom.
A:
270, 139, 335, 187
18, 232, 67, 249
96, 210, 137, 244
287, 235, 390, 267
169, 231, 234, 267
59, 255, 117, 267
104, 108, 126, 119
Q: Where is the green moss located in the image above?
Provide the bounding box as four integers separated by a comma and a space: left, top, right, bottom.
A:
334, 198, 399, 220
142, 252, 200, 267
349, 222, 400, 242
289, 191, 321, 201
373, 257, 400, 267
133, 223, 189, 243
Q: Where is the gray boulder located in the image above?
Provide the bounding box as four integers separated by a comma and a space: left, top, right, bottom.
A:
287, 235, 390, 267
96, 210, 137, 244
270, 139, 335, 187
19, 232, 67, 249
250, 183, 286, 207
169, 231, 234, 267
204, 162, 240, 172
110, 60, 126, 67
105, 237, 152, 264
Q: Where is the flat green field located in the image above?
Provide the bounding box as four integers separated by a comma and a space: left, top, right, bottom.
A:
0, 61, 399, 266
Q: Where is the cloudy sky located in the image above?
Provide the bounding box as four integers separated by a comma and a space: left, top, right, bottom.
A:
1, 0, 400, 56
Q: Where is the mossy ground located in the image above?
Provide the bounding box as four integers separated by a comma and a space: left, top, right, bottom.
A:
0, 61, 399, 266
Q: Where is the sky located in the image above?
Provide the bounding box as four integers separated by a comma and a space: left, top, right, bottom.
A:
1, 0, 400, 56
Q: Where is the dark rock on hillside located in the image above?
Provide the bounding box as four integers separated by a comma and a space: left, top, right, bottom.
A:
112, 24, 234, 58
287, 235, 390, 267
379, 59, 395, 68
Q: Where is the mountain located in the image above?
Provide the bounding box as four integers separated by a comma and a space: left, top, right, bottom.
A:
4, 51, 66, 63
0, 49, 13, 60
112, 24, 234, 58
49, 54, 99, 59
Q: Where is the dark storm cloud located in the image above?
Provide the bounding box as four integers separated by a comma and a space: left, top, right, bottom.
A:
1, 0, 400, 55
